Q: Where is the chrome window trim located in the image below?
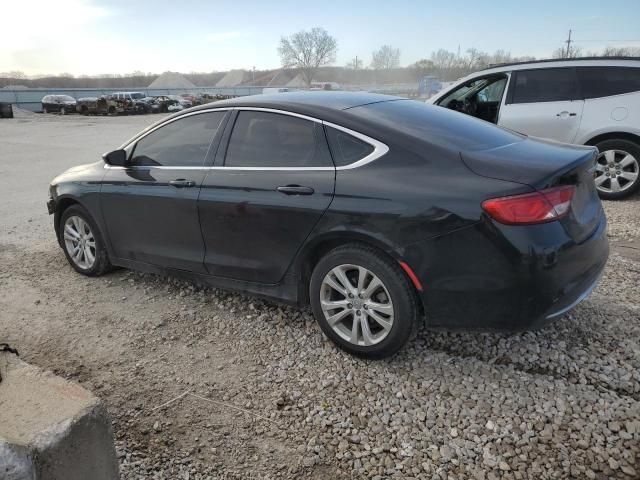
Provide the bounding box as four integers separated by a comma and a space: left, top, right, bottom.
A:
117, 107, 233, 150
322, 120, 389, 171
106, 106, 389, 171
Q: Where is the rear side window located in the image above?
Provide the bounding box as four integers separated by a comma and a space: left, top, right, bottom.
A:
510, 68, 578, 104
225, 111, 333, 168
325, 127, 374, 167
130, 111, 225, 167
577, 67, 640, 99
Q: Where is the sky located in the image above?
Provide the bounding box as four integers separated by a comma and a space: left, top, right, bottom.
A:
2, 0, 639, 77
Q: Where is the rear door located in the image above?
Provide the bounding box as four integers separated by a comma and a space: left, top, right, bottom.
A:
499, 67, 584, 143
198, 109, 335, 283
101, 110, 229, 272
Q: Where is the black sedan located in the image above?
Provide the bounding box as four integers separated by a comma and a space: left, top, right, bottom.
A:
47, 92, 609, 358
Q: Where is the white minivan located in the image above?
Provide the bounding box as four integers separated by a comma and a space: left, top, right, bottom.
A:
428, 58, 640, 199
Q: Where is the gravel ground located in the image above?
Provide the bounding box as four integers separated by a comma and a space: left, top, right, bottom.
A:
0, 112, 638, 479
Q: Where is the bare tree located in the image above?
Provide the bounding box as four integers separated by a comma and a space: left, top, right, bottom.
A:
371, 45, 401, 70
430, 49, 458, 70
601, 46, 640, 57
278, 27, 337, 86
410, 59, 434, 80
552, 45, 583, 59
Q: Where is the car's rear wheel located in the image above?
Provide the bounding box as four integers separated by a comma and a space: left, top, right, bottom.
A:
594, 139, 640, 200
59, 205, 111, 276
309, 244, 418, 359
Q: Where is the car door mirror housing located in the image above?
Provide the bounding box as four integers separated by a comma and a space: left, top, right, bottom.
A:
103, 149, 128, 166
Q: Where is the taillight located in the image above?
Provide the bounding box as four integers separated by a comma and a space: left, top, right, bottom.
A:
482, 185, 575, 225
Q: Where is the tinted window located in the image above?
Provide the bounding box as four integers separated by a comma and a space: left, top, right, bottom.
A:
325, 127, 374, 167
130, 112, 225, 167
511, 68, 578, 103
349, 99, 523, 151
577, 67, 640, 99
225, 111, 332, 167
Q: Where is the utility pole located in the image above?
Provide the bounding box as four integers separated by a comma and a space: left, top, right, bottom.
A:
564, 29, 573, 58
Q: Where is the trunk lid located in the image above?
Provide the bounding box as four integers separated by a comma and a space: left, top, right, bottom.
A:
462, 137, 602, 243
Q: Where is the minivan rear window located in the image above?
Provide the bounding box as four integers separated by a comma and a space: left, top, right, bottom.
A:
577, 67, 640, 99
349, 99, 523, 151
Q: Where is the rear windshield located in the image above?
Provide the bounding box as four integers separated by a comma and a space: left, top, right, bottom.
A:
348, 99, 523, 151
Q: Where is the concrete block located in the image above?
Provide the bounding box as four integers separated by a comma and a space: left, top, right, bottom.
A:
0, 351, 119, 480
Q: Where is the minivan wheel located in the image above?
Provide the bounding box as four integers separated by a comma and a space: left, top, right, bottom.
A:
59, 205, 111, 276
310, 244, 418, 359
594, 139, 640, 200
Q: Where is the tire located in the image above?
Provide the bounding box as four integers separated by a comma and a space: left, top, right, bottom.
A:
309, 244, 418, 359
59, 205, 112, 276
60, 107, 66, 115
43, 106, 48, 114
594, 139, 640, 200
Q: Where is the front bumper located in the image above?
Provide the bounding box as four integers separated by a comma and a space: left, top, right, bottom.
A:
403, 214, 609, 330
47, 198, 56, 214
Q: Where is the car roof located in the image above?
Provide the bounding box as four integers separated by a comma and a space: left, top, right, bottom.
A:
477, 57, 640, 76
191, 91, 405, 115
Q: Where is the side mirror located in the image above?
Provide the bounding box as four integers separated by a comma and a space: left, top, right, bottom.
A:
102, 149, 127, 166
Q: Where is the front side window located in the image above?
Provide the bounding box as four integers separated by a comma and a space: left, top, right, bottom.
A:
510, 68, 578, 104
225, 111, 332, 168
577, 67, 640, 99
130, 111, 225, 167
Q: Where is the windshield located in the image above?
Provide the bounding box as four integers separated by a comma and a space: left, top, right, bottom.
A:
130, 92, 145, 99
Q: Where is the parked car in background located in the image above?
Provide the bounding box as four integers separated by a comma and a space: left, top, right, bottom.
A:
76, 96, 119, 115
110, 92, 148, 114
42, 95, 77, 114
47, 92, 608, 359
0, 102, 13, 118
429, 58, 640, 199
168, 95, 192, 108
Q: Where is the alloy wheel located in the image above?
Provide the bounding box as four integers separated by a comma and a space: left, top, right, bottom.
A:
320, 264, 394, 346
595, 149, 639, 194
63, 215, 96, 269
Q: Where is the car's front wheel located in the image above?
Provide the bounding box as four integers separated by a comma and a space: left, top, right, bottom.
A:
594, 139, 640, 200
59, 205, 111, 276
310, 244, 418, 359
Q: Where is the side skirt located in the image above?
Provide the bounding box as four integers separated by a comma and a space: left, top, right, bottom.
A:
111, 257, 302, 306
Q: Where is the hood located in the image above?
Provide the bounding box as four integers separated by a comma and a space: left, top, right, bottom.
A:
51, 161, 104, 185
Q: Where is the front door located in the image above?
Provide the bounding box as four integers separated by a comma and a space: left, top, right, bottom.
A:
499, 67, 584, 143
198, 109, 335, 284
100, 110, 229, 272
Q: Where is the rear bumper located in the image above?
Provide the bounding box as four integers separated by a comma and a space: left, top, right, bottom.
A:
403, 213, 609, 330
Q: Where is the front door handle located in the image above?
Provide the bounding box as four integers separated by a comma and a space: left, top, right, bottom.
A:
556, 111, 577, 118
276, 185, 314, 195
169, 179, 195, 188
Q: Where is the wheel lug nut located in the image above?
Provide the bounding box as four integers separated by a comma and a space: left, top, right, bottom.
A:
347, 303, 353, 309
348, 293, 354, 298
356, 310, 361, 315
363, 305, 368, 310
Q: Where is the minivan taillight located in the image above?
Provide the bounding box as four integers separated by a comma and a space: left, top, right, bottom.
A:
482, 185, 575, 225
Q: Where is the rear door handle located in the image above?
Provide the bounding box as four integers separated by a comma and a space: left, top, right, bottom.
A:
169, 179, 195, 188
276, 185, 314, 195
